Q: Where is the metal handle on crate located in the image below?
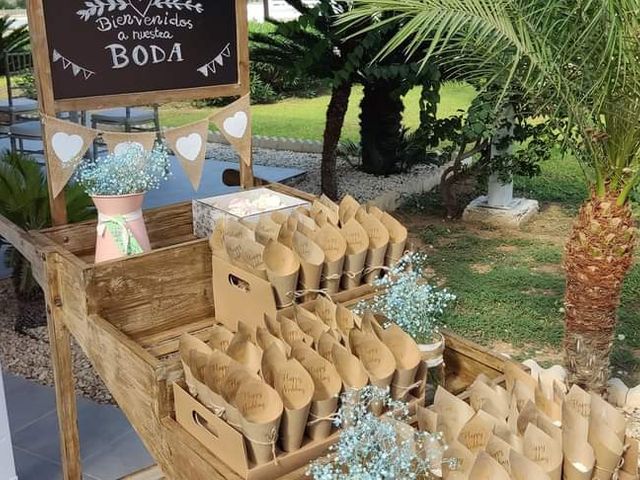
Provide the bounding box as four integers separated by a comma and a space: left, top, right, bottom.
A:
192, 410, 219, 439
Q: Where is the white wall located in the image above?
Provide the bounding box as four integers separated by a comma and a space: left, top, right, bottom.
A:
0, 365, 17, 480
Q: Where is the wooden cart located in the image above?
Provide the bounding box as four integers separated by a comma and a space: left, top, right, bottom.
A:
0, 183, 509, 479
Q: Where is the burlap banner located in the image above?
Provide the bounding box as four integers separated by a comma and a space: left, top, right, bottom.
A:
164, 118, 209, 190
211, 94, 252, 169
43, 115, 98, 197
102, 131, 157, 155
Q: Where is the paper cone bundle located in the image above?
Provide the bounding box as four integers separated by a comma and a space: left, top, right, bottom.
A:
468, 451, 512, 480
523, 423, 563, 480
201, 350, 241, 418
357, 211, 390, 284
226, 330, 263, 375
224, 236, 268, 280
235, 379, 284, 465
225, 218, 256, 242
349, 328, 396, 390
292, 308, 329, 346
272, 358, 314, 452
471, 380, 510, 421
339, 195, 361, 226
379, 212, 408, 267
443, 441, 477, 479
510, 449, 553, 480
335, 305, 357, 345
486, 434, 513, 472
315, 295, 338, 331
562, 434, 595, 480
295, 212, 318, 239
588, 417, 625, 480
340, 219, 369, 290
264, 241, 300, 308
331, 343, 369, 392
222, 364, 260, 430
458, 410, 496, 453
290, 343, 341, 440
375, 324, 421, 400
292, 232, 324, 300
317, 332, 341, 362
256, 326, 290, 358
312, 198, 339, 226
209, 324, 234, 352
179, 333, 212, 397
590, 392, 626, 441
433, 386, 475, 442
367, 205, 384, 219
254, 216, 282, 245
209, 222, 230, 261
313, 224, 346, 294
416, 405, 439, 433
280, 317, 313, 348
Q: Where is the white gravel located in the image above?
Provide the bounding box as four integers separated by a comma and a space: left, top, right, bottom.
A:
206, 142, 438, 202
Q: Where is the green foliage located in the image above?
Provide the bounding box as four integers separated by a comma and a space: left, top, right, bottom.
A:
0, 16, 29, 73
0, 151, 94, 299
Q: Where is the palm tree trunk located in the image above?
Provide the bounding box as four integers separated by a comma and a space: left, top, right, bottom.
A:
321, 81, 352, 200
564, 192, 636, 392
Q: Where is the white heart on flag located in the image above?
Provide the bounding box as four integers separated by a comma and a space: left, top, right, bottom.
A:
176, 133, 203, 162
51, 132, 84, 164
114, 141, 144, 156
223, 111, 248, 139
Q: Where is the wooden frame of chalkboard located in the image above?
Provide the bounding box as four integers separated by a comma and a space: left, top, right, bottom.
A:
26, 0, 251, 225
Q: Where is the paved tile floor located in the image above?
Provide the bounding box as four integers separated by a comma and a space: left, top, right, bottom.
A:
4, 372, 153, 480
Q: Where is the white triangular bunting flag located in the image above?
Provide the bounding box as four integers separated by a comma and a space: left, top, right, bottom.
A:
43, 115, 98, 198
197, 65, 209, 77
164, 118, 209, 191
209, 62, 217, 74
211, 94, 252, 169
83, 70, 93, 80
52, 50, 61, 62
221, 44, 231, 57
62, 58, 71, 69
72, 64, 81, 76
214, 54, 224, 66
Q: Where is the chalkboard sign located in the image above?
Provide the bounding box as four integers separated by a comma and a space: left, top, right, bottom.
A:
28, 0, 249, 110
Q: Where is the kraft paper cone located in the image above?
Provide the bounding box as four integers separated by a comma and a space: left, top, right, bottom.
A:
357, 211, 390, 283
505, 361, 538, 397
458, 410, 496, 453
264, 241, 300, 308
313, 224, 346, 294
622, 437, 639, 477
222, 364, 259, 430
165, 118, 209, 190
312, 198, 339, 226
468, 451, 511, 480
335, 304, 357, 344
565, 384, 591, 417
340, 218, 369, 290
367, 205, 384, 219
416, 405, 439, 433
331, 343, 368, 392
379, 212, 408, 267
254, 216, 282, 245
518, 401, 562, 445
224, 236, 267, 280
562, 400, 589, 441
280, 317, 313, 348
562, 435, 595, 480
349, 328, 396, 390
513, 379, 537, 412
589, 417, 625, 480
377, 324, 421, 400
290, 343, 341, 441
590, 392, 626, 441
270, 210, 288, 225
319, 194, 339, 218
261, 343, 288, 386
256, 326, 290, 358
470, 381, 510, 420
292, 308, 329, 346
486, 434, 513, 472
209, 222, 231, 261
292, 232, 324, 301
211, 94, 253, 169
209, 324, 234, 352
433, 386, 475, 443
443, 441, 476, 480
511, 449, 553, 480
535, 380, 562, 426
225, 218, 256, 242
296, 212, 318, 238
226, 330, 263, 375
201, 350, 240, 418
315, 295, 338, 331
264, 314, 282, 337
339, 194, 361, 226
179, 333, 212, 397
317, 332, 340, 362
271, 358, 314, 452
277, 222, 296, 248
236, 379, 283, 465
101, 130, 157, 154
43, 115, 98, 197
523, 423, 563, 480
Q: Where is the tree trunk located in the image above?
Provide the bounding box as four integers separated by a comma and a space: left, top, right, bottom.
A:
564, 192, 636, 392
321, 81, 352, 200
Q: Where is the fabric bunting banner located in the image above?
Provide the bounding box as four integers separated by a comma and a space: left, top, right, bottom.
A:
164, 118, 210, 191
43, 115, 98, 197
211, 94, 252, 169
41, 94, 252, 197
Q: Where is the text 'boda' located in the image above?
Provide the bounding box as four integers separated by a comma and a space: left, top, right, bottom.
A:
105, 43, 184, 69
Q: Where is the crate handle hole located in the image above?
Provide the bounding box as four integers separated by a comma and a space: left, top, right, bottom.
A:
228, 274, 250, 292
192, 410, 218, 438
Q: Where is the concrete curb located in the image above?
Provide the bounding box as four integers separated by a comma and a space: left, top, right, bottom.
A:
208, 131, 323, 154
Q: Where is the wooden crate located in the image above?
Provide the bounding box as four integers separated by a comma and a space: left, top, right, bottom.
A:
0, 184, 509, 479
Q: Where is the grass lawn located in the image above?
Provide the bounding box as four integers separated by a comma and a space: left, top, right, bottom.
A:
398, 154, 640, 382
160, 82, 476, 141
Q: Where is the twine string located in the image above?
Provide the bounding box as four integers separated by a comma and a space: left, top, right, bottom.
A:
307, 412, 341, 426
244, 427, 279, 465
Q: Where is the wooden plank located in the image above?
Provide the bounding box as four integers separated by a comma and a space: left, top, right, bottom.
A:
45, 251, 82, 479
236, 0, 253, 189
0, 213, 47, 287
120, 465, 165, 480
442, 330, 507, 374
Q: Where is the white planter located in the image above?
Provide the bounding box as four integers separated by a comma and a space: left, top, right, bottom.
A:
487, 173, 514, 208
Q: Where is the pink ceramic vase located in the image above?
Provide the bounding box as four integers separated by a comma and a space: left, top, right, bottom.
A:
92, 193, 151, 263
